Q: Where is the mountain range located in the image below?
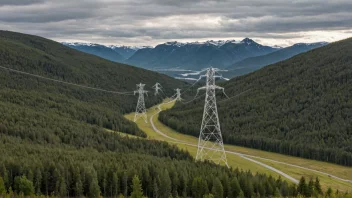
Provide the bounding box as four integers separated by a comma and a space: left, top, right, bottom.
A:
125, 38, 278, 70
63, 39, 328, 78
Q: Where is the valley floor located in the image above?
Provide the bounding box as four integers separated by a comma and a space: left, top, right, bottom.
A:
124, 99, 352, 192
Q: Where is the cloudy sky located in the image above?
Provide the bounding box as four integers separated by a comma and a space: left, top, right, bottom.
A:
0, 0, 351, 47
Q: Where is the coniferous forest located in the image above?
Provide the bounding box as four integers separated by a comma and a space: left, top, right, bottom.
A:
0, 31, 351, 197
159, 37, 352, 167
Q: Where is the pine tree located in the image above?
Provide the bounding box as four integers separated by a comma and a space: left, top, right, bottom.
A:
326, 187, 333, 197
89, 177, 101, 198
159, 170, 171, 198
75, 175, 83, 197
314, 177, 323, 195
204, 193, 215, 198
130, 175, 144, 198
0, 176, 6, 195
0, 165, 8, 191
230, 177, 241, 198
307, 178, 314, 197
112, 172, 119, 197
34, 168, 42, 195
211, 178, 223, 198
14, 175, 34, 196
59, 177, 67, 197
153, 178, 159, 198
297, 177, 308, 196
192, 177, 208, 198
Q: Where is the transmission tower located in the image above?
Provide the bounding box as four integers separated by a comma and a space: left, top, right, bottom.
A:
134, 83, 148, 123
196, 68, 228, 167
152, 83, 163, 96
175, 88, 182, 101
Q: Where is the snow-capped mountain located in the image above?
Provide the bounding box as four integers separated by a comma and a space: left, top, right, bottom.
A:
108, 45, 152, 59
125, 38, 279, 70
62, 42, 125, 62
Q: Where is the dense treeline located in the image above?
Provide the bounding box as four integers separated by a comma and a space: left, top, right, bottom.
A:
0, 135, 327, 198
160, 37, 352, 166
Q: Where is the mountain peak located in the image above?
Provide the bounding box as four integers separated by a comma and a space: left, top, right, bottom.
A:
241, 38, 256, 44
164, 41, 185, 47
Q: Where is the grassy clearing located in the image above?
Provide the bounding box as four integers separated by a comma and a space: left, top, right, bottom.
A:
124, 100, 352, 192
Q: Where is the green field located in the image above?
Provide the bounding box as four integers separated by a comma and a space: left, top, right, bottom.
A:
124, 100, 352, 192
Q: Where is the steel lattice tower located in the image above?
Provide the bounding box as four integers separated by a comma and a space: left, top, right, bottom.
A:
134, 83, 148, 123
152, 83, 163, 96
196, 68, 228, 167
175, 88, 182, 101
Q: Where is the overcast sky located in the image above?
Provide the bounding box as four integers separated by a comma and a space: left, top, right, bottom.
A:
0, 0, 351, 47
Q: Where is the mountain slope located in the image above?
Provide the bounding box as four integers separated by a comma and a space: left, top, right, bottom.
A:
225, 42, 328, 77
126, 38, 278, 70
63, 42, 125, 62
159, 38, 352, 166
109, 45, 146, 59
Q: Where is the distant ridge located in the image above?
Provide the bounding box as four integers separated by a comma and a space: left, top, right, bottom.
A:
225, 41, 328, 77
126, 38, 278, 70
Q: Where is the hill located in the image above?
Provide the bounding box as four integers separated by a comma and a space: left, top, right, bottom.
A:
159, 38, 352, 166
0, 30, 304, 197
125, 38, 278, 70
0, 30, 188, 137
225, 42, 328, 77
62, 42, 126, 62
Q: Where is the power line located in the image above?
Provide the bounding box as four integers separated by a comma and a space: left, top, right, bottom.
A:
0, 65, 134, 95
217, 89, 251, 103
181, 92, 206, 105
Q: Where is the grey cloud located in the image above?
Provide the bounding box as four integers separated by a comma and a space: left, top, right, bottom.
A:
0, 0, 351, 45
0, 0, 45, 6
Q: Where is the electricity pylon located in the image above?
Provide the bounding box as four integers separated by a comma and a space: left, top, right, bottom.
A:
152, 83, 163, 96
134, 83, 148, 123
196, 67, 228, 167
175, 88, 182, 101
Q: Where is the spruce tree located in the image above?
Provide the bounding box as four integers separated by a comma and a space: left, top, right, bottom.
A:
297, 177, 308, 196
153, 178, 159, 198
211, 178, 223, 198
307, 178, 314, 197
0, 176, 6, 195
326, 187, 333, 197
159, 170, 171, 198
230, 177, 241, 198
89, 177, 101, 198
59, 177, 67, 197
314, 177, 323, 195
14, 175, 34, 196
130, 175, 144, 198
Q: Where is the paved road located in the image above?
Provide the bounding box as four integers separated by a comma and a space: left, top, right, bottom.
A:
149, 100, 352, 185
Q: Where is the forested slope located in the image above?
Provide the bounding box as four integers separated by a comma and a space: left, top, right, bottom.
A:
160, 38, 352, 166
0, 30, 187, 137
0, 31, 307, 197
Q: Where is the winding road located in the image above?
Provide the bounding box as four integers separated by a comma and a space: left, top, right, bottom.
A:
149, 100, 352, 185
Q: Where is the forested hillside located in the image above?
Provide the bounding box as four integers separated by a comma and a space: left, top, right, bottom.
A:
0, 30, 187, 137
160, 38, 352, 166
0, 30, 312, 197
225, 42, 327, 78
